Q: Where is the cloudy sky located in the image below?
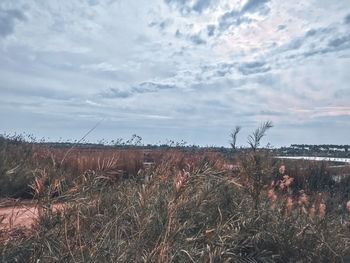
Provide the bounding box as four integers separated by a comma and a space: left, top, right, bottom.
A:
1, 0, 350, 146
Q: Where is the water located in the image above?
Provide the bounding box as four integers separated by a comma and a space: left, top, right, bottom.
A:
275, 156, 350, 164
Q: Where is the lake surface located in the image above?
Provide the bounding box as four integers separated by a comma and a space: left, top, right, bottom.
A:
275, 156, 350, 164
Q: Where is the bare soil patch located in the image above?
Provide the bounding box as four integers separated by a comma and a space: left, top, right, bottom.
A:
0, 199, 63, 230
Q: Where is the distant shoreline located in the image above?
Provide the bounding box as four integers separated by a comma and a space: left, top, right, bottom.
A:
275, 156, 350, 164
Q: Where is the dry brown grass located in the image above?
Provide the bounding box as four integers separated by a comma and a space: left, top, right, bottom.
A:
1, 136, 350, 262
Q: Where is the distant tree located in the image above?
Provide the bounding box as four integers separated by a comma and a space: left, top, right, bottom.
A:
239, 121, 274, 212
125, 134, 142, 146
230, 126, 241, 150
247, 121, 273, 151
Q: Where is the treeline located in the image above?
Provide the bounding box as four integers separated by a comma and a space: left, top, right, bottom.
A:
291, 144, 349, 151
276, 144, 350, 158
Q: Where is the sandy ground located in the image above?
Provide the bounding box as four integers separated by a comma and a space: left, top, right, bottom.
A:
0, 200, 63, 230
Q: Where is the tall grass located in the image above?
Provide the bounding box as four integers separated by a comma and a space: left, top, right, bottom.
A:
0, 134, 350, 262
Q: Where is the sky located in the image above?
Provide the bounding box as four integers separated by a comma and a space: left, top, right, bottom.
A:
0, 0, 350, 147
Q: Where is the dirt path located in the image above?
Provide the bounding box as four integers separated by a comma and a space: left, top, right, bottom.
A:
0, 200, 63, 230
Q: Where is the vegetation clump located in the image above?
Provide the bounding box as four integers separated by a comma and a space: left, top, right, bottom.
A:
0, 127, 350, 262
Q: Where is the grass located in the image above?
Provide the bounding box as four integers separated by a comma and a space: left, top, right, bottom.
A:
0, 134, 350, 262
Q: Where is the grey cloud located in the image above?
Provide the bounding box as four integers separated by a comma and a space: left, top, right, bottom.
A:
164, 0, 214, 14
218, 9, 240, 31
305, 29, 317, 37
100, 82, 176, 98
284, 38, 303, 51
241, 61, 266, 68
300, 33, 350, 58
87, 0, 119, 7
174, 29, 206, 45
164, 0, 191, 15
344, 14, 350, 24
328, 35, 350, 48
216, 69, 229, 77
164, 0, 186, 5
218, 0, 270, 32
278, 25, 287, 31
298, 34, 350, 57
204, 61, 271, 78
159, 20, 171, 30
283, 28, 329, 51
259, 110, 285, 116
175, 29, 182, 38
238, 61, 271, 75
275, 25, 350, 60
334, 88, 350, 99
215, 63, 236, 77
149, 19, 173, 31
302, 49, 326, 58
132, 82, 176, 93
88, 0, 99, 6
207, 24, 215, 37
241, 0, 270, 15
189, 34, 206, 45
281, 28, 328, 52
192, 0, 213, 13
101, 87, 131, 98
0, 8, 26, 37
219, 14, 253, 32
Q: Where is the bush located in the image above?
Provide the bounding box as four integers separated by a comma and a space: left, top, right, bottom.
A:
0, 135, 35, 198
1, 160, 349, 262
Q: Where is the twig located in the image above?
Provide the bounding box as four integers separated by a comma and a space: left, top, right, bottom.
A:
60, 118, 104, 166
180, 250, 196, 263
65, 220, 76, 262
